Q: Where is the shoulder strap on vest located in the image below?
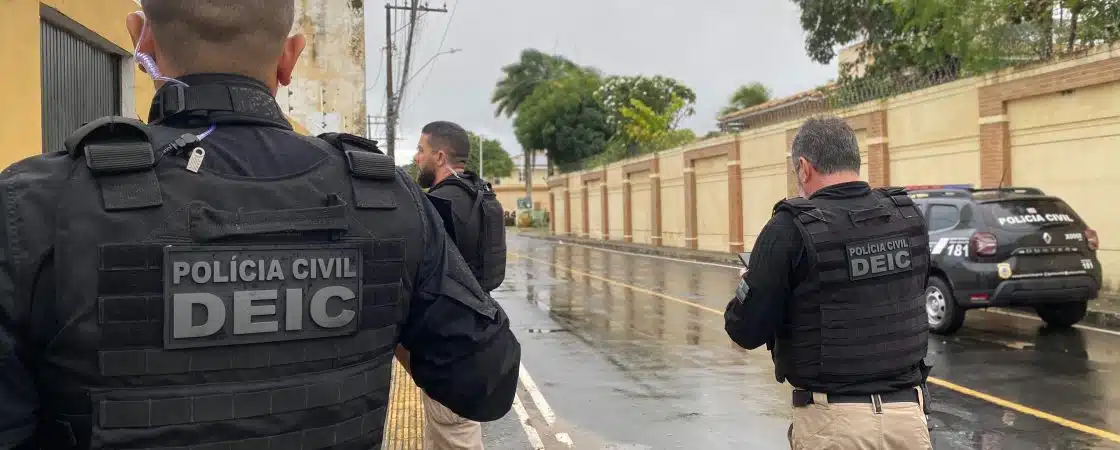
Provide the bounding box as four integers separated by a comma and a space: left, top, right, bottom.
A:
875, 187, 921, 219
64, 116, 163, 211
773, 196, 826, 224
316, 132, 398, 210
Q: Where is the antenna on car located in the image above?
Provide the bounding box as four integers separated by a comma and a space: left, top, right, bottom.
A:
996, 164, 1009, 197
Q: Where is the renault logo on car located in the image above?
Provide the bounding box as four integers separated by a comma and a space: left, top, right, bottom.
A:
1042, 232, 1052, 244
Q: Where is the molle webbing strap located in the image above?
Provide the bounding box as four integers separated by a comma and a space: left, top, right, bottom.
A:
84, 141, 163, 211
345, 152, 398, 210
95, 239, 406, 377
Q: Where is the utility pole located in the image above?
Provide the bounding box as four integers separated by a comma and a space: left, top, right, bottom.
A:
384, 6, 396, 158
383, 1, 448, 158
478, 133, 484, 180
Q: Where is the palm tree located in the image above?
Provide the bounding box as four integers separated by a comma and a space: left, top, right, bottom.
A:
719, 82, 772, 117
491, 49, 580, 118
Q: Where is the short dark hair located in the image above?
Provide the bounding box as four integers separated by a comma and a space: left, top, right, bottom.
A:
421, 121, 470, 165
790, 115, 862, 175
142, 0, 295, 79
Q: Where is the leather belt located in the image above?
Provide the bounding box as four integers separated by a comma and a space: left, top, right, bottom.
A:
792, 388, 919, 407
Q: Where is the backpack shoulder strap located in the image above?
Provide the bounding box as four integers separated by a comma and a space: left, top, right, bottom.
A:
64, 116, 163, 211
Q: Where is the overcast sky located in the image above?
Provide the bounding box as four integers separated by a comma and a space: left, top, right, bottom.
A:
364, 0, 840, 166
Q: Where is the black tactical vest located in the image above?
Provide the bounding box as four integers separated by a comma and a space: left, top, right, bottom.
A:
432, 174, 507, 292
32, 117, 423, 449
772, 187, 929, 389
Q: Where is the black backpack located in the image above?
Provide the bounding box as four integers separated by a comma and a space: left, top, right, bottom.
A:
440, 174, 507, 292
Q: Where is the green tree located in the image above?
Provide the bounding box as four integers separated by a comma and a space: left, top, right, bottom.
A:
616, 96, 694, 149
791, 0, 900, 67
514, 70, 613, 169
719, 82, 772, 116
594, 75, 696, 129
794, 0, 1119, 82
490, 49, 582, 118
465, 131, 515, 179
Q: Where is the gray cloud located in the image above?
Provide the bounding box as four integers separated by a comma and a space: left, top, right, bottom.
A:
364, 0, 840, 166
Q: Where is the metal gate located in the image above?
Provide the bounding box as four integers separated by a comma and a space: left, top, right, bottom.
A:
40, 19, 122, 153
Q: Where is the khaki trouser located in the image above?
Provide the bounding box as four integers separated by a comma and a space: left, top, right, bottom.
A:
422, 392, 484, 450
789, 387, 932, 450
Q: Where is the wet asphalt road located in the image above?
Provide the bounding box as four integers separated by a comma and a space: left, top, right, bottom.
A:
479, 235, 1120, 450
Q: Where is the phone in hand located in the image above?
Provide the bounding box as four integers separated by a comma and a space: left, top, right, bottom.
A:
737, 252, 751, 267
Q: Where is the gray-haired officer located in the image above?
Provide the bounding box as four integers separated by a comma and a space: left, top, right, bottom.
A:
0, 1, 520, 448
724, 116, 932, 449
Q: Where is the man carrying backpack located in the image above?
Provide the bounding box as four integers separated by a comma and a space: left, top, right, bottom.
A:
401, 121, 508, 449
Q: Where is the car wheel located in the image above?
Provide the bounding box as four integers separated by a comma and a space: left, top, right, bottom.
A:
926, 277, 965, 335
1034, 301, 1088, 328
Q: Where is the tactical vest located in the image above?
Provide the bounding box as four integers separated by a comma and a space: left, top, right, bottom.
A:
32, 117, 423, 449
433, 174, 507, 292
772, 187, 929, 389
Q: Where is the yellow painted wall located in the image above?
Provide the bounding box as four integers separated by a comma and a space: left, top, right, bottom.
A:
0, 1, 316, 169
1, 0, 154, 168
630, 172, 653, 245
552, 188, 568, 234
657, 148, 687, 247
887, 80, 982, 186
739, 127, 790, 249
547, 48, 1120, 292
494, 186, 549, 216
607, 165, 626, 240
567, 176, 584, 237
587, 180, 604, 239
695, 155, 729, 252
1009, 80, 1120, 291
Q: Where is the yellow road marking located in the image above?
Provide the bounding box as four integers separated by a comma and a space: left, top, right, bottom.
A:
383, 359, 425, 449
509, 251, 1120, 444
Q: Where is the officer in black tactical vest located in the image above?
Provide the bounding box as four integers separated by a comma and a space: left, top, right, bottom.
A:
398, 121, 508, 450
0, 1, 520, 448
723, 116, 932, 449
415, 121, 507, 294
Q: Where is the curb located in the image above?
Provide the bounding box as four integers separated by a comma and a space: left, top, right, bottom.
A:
517, 231, 1120, 331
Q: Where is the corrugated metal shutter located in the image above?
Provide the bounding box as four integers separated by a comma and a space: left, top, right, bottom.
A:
40, 20, 122, 154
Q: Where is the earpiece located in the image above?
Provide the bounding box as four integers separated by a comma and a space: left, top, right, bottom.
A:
132, 10, 182, 85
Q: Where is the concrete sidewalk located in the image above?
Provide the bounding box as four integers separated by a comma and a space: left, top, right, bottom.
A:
516, 229, 1120, 330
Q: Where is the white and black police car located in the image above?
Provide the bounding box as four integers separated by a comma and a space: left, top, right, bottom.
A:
905, 185, 1102, 335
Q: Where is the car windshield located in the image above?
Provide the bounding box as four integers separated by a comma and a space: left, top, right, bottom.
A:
980, 198, 1084, 231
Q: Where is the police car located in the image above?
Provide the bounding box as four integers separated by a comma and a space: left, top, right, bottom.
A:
905, 185, 1102, 335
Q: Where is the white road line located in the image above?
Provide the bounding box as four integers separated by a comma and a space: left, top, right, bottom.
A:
555, 432, 574, 447
519, 363, 556, 426
546, 238, 1120, 337
981, 308, 1120, 337
512, 395, 546, 450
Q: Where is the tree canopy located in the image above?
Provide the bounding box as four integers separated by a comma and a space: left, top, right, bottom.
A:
720, 82, 772, 117
595, 75, 696, 130
490, 49, 582, 118
513, 70, 613, 168
493, 50, 703, 171
792, 0, 1120, 80
465, 131, 515, 179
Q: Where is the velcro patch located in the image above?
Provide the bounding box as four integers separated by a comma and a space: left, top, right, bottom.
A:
163, 244, 363, 349
845, 234, 914, 281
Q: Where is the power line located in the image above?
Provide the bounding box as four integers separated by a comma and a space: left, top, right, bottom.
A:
383, 1, 448, 158
405, 0, 459, 114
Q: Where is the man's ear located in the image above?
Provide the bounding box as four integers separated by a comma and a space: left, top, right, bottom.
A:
277, 34, 307, 86
797, 157, 811, 182
126, 12, 153, 73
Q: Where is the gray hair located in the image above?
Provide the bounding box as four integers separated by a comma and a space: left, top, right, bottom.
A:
790, 116, 861, 175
